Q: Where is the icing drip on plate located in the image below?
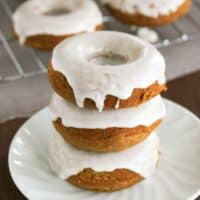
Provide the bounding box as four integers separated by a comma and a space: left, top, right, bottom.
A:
50, 94, 166, 129
52, 31, 166, 111
49, 131, 160, 179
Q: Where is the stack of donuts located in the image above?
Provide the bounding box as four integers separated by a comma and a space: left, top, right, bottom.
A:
48, 31, 167, 191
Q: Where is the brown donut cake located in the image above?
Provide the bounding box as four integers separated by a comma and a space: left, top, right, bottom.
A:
53, 117, 161, 152
12, 0, 103, 50
104, 0, 191, 27
48, 31, 166, 112
67, 168, 143, 192
49, 131, 160, 192
15, 25, 103, 51
48, 64, 167, 110
50, 93, 165, 152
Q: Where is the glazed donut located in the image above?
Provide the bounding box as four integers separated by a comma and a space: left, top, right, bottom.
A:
12, 0, 103, 50
49, 131, 160, 191
50, 94, 165, 152
103, 0, 191, 27
48, 31, 166, 111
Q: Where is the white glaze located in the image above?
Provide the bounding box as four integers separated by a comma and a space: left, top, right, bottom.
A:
50, 94, 166, 129
52, 31, 166, 111
103, 0, 186, 18
12, 0, 103, 43
49, 131, 160, 179
137, 27, 159, 43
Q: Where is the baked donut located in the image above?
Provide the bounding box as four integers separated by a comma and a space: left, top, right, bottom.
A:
103, 0, 191, 27
50, 94, 165, 152
49, 132, 160, 191
48, 31, 167, 111
12, 0, 103, 50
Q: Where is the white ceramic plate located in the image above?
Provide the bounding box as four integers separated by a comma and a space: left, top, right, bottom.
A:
9, 99, 200, 200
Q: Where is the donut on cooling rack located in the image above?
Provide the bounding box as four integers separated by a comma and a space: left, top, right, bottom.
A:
48, 31, 167, 111
49, 130, 160, 191
103, 0, 191, 27
12, 0, 103, 50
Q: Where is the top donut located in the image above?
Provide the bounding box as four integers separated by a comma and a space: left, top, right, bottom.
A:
12, 0, 103, 50
48, 31, 167, 111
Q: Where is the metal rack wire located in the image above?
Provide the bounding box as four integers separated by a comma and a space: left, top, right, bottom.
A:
0, 0, 200, 83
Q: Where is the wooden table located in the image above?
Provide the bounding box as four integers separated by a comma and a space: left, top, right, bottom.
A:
0, 72, 199, 200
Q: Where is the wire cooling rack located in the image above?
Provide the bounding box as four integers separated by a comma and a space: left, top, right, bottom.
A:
0, 0, 200, 82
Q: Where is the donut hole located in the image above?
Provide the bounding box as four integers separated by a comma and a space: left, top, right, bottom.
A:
79, 33, 146, 66
43, 8, 70, 16
89, 53, 128, 66
40, 0, 83, 16
60, 32, 146, 67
